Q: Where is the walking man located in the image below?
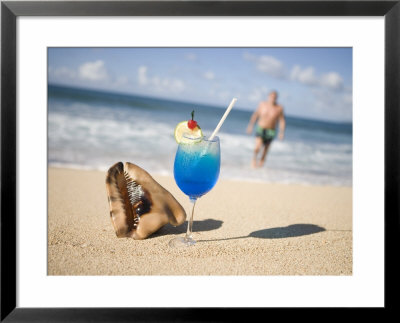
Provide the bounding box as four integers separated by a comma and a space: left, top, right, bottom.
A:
246, 90, 286, 168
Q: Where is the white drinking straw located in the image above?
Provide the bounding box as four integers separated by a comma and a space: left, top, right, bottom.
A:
209, 98, 237, 140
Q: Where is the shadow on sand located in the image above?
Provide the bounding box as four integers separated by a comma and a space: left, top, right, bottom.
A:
197, 223, 326, 243
149, 218, 223, 238
249, 224, 326, 239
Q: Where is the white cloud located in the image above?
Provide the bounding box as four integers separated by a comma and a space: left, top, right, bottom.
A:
79, 60, 108, 81
290, 65, 317, 86
291, 65, 344, 90
170, 79, 185, 92
245, 52, 346, 94
50, 62, 129, 88
203, 71, 215, 80
49, 66, 76, 79
248, 86, 269, 102
138, 65, 148, 85
320, 72, 344, 90
244, 52, 285, 78
256, 56, 285, 77
185, 53, 197, 61
137, 65, 184, 93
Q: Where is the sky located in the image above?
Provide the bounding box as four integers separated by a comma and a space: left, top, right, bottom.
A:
48, 47, 352, 122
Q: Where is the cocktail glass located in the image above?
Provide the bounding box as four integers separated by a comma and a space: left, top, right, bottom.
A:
169, 135, 220, 247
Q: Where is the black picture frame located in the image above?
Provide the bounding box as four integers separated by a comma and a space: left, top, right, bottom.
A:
1, 0, 398, 321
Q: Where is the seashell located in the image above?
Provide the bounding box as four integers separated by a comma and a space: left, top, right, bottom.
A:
105, 162, 186, 239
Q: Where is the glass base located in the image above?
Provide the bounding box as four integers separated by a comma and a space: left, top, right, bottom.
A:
169, 236, 196, 248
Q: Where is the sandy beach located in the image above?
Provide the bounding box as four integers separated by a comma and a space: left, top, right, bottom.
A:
48, 167, 352, 275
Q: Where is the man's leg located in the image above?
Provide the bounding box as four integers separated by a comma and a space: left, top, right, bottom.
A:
252, 137, 263, 168
258, 141, 271, 167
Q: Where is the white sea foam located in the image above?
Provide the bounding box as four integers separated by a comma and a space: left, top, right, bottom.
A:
48, 90, 352, 186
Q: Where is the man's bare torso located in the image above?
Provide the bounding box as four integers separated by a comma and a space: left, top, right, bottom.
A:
257, 101, 283, 129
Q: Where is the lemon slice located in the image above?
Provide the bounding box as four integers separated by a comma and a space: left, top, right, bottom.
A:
174, 121, 203, 144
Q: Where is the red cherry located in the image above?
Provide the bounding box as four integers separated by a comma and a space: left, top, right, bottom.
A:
188, 119, 197, 130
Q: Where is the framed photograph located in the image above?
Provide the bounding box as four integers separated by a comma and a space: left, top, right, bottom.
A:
1, 0, 398, 320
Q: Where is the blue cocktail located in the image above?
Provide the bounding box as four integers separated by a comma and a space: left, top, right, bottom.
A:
169, 135, 220, 247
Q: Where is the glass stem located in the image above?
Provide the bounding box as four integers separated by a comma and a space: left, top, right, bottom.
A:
185, 198, 197, 240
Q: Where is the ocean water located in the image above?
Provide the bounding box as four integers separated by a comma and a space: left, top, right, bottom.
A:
48, 84, 352, 186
